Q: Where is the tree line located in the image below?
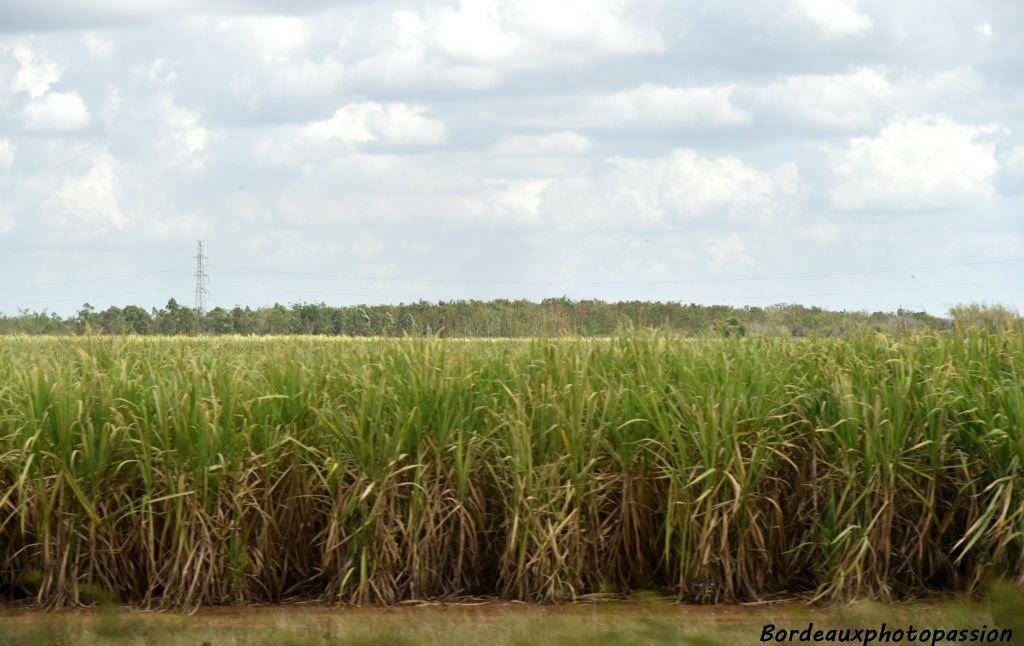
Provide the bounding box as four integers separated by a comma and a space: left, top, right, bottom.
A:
2, 298, 1010, 337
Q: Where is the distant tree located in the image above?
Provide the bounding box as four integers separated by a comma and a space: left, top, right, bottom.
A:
154, 298, 197, 335
0, 297, 966, 338
122, 305, 151, 334
263, 303, 295, 334
203, 307, 234, 334
399, 312, 415, 334
354, 308, 372, 336
949, 303, 1020, 331
293, 302, 328, 334
230, 306, 258, 335
719, 316, 747, 338
99, 306, 127, 334
76, 303, 100, 334
328, 308, 346, 335
382, 312, 397, 335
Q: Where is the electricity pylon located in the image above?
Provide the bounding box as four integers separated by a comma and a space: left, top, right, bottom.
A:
193, 240, 209, 315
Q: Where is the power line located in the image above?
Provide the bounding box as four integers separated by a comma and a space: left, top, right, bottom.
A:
208, 256, 1024, 287
211, 282, 424, 301
2, 280, 1017, 315
0, 286, 185, 311
706, 277, 1024, 303
0, 257, 1018, 314
210, 277, 1024, 305
0, 268, 191, 292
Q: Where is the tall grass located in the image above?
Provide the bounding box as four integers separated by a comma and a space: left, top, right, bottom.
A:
0, 328, 1021, 607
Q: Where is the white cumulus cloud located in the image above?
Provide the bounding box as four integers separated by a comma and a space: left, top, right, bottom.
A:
827, 115, 1005, 211
21, 91, 90, 131
83, 32, 114, 58
705, 234, 754, 270
0, 207, 13, 235
792, 0, 872, 37
485, 178, 551, 223
583, 84, 751, 128
350, 0, 663, 90
157, 96, 214, 169
537, 149, 787, 229
215, 15, 309, 62
431, 0, 662, 64
55, 153, 126, 229
10, 44, 60, 98
307, 101, 446, 147
756, 68, 892, 130
0, 139, 14, 167
519, 85, 751, 130
798, 222, 842, 244
150, 213, 209, 238
492, 131, 590, 156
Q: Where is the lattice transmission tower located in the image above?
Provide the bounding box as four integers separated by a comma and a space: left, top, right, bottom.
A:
193, 240, 209, 315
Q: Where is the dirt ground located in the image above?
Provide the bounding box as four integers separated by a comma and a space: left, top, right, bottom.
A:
0, 596, 1019, 645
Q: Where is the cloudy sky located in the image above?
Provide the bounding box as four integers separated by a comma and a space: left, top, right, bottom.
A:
1, 0, 1022, 315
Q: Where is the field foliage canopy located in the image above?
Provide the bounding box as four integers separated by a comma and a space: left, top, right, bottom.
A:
0, 325, 1021, 607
